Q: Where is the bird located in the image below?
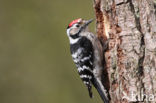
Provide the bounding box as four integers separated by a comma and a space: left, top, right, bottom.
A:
66, 18, 109, 103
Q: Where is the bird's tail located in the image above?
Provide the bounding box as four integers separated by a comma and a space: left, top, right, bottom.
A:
92, 77, 109, 103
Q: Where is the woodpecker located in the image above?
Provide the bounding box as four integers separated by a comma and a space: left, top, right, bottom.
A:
66, 18, 109, 103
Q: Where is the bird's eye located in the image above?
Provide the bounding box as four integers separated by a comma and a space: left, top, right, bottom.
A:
76, 24, 80, 27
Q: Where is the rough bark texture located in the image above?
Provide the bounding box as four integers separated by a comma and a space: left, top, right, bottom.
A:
93, 0, 156, 102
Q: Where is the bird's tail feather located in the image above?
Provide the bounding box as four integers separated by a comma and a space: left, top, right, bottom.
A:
87, 86, 93, 98
92, 77, 109, 103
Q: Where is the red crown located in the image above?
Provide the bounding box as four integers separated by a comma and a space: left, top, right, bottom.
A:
68, 18, 81, 27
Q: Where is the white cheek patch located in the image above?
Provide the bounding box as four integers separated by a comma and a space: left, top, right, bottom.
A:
67, 24, 79, 35
69, 37, 79, 44
66, 25, 80, 44
67, 28, 80, 44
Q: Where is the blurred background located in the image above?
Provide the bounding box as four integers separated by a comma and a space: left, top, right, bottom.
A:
0, 0, 102, 103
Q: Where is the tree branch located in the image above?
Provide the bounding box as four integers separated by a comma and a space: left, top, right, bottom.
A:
93, 0, 156, 102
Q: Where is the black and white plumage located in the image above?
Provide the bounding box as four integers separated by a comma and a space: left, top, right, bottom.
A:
70, 36, 94, 97
66, 18, 109, 103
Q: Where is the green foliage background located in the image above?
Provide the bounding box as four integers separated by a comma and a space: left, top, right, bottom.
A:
0, 0, 102, 103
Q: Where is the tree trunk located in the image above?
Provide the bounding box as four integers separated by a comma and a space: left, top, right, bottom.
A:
93, 0, 156, 102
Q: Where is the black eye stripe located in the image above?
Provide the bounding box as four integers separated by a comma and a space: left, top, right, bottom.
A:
76, 24, 80, 27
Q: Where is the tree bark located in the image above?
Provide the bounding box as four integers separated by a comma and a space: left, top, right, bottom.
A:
93, 0, 156, 102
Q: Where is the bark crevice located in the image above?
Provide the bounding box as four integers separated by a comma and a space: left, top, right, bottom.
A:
128, 0, 145, 77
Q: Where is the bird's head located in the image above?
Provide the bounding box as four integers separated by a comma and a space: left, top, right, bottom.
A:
66, 18, 94, 37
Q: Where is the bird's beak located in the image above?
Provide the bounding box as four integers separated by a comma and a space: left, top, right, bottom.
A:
82, 19, 94, 29
77, 19, 94, 34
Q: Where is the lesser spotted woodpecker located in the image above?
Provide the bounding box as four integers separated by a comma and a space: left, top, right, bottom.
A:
66, 18, 109, 103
